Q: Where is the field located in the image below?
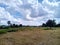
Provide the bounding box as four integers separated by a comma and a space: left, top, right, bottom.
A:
0, 27, 60, 45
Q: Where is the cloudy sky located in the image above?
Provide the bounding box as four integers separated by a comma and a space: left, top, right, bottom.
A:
0, 0, 60, 26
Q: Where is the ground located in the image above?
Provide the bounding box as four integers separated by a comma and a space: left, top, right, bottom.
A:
0, 27, 60, 45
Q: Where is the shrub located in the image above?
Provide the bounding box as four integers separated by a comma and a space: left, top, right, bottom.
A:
43, 28, 50, 30
7, 29, 18, 32
43, 27, 55, 30
0, 30, 7, 34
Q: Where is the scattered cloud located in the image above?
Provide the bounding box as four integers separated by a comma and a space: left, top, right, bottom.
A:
0, 0, 60, 26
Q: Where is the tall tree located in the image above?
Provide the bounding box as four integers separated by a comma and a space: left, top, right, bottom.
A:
19, 24, 22, 27
46, 19, 56, 29
42, 23, 46, 27
7, 21, 11, 26
52, 20, 56, 27
56, 23, 60, 27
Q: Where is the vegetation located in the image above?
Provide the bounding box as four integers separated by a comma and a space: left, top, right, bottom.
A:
42, 19, 60, 29
7, 21, 11, 26
0, 19, 60, 34
0, 19, 60, 30
42, 19, 60, 27
0, 30, 7, 34
0, 20, 60, 45
0, 27, 60, 45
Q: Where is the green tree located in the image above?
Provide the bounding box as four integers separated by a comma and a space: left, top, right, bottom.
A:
42, 23, 46, 27
7, 21, 11, 26
19, 24, 22, 27
46, 19, 56, 29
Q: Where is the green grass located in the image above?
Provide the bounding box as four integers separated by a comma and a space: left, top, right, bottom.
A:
0, 28, 19, 34
0, 30, 7, 34
0, 27, 59, 34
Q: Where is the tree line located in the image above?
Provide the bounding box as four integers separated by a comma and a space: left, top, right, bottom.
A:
42, 19, 60, 27
7, 21, 22, 27
0, 19, 60, 29
0, 21, 22, 29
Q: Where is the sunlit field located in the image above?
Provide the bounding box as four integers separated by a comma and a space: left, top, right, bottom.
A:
0, 27, 60, 45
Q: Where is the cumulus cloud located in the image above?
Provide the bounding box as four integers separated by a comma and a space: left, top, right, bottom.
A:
0, 7, 19, 24
0, 0, 60, 26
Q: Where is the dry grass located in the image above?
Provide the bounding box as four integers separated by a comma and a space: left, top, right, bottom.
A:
0, 27, 60, 45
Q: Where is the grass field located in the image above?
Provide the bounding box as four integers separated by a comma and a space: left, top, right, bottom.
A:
0, 27, 60, 45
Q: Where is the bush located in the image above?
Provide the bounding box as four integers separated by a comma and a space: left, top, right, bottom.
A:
43, 27, 50, 30
7, 29, 18, 32
43, 27, 55, 30
0, 30, 7, 34
44, 28, 49, 30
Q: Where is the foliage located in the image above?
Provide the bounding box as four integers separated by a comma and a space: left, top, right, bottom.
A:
42, 19, 57, 28
7, 29, 18, 32
43, 27, 50, 30
0, 28, 19, 34
42, 23, 46, 27
56, 23, 60, 27
46, 20, 56, 27
7, 21, 11, 26
0, 30, 7, 34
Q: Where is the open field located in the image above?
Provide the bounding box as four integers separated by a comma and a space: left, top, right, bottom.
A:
0, 27, 60, 45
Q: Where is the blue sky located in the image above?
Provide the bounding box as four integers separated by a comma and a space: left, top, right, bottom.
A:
0, 0, 60, 26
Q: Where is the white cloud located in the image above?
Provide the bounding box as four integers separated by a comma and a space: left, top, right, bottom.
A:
0, 0, 60, 26
0, 7, 19, 24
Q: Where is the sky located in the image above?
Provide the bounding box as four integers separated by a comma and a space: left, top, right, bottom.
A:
0, 0, 60, 26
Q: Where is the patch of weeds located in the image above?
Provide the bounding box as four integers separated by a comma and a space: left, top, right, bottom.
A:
43, 28, 50, 30
19, 27, 27, 31
0, 30, 7, 34
43, 27, 55, 30
7, 29, 18, 32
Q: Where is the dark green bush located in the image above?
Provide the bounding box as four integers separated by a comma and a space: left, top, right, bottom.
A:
7, 29, 18, 32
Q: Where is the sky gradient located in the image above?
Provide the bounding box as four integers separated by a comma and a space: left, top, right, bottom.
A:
0, 0, 60, 26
